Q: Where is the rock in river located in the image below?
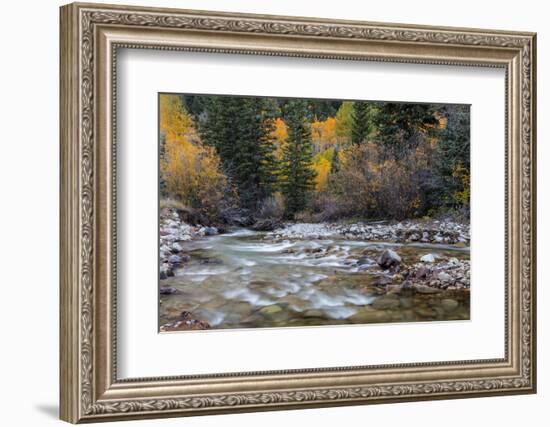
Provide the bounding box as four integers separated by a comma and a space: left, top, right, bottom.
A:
159, 285, 178, 295
168, 254, 183, 265
259, 304, 287, 321
441, 298, 459, 312
414, 284, 443, 294
159, 262, 174, 279
377, 249, 401, 269
371, 294, 400, 310
203, 226, 218, 236
171, 242, 183, 253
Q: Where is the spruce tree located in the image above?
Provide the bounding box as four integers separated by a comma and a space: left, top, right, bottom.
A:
434, 105, 470, 209
199, 97, 277, 210
159, 132, 167, 197
330, 146, 340, 174
280, 100, 317, 217
375, 103, 438, 159
351, 101, 370, 145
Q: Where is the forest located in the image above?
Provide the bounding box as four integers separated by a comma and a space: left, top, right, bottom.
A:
158, 93, 471, 331
159, 93, 470, 229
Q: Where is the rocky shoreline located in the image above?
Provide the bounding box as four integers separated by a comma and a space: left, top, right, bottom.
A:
159, 208, 218, 280
159, 208, 470, 331
266, 219, 470, 245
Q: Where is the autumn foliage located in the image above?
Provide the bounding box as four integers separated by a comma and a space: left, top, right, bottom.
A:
159, 94, 470, 224
160, 95, 232, 222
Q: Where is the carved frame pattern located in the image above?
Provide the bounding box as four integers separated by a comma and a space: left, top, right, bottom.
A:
60, 2, 536, 423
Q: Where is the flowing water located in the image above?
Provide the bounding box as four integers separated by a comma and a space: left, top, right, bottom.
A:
159, 228, 470, 330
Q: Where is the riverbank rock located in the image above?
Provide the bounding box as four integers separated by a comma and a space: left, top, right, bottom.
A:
377, 249, 401, 270
202, 226, 218, 236
159, 207, 225, 275
159, 263, 174, 280
420, 253, 436, 263
267, 219, 470, 245
400, 258, 470, 292
251, 218, 282, 231
160, 310, 211, 331
219, 207, 253, 227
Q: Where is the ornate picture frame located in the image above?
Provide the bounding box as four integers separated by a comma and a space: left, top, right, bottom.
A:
60, 2, 536, 423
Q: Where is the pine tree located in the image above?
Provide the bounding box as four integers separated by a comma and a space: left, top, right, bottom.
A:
330, 146, 340, 174
434, 105, 471, 209
159, 132, 167, 197
375, 103, 438, 159
351, 101, 370, 145
199, 97, 278, 209
280, 100, 317, 217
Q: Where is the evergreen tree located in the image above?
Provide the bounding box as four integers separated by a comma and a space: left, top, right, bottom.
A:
434, 105, 471, 209
330, 146, 340, 174
351, 101, 371, 145
280, 100, 317, 217
199, 97, 277, 209
374, 103, 438, 159
335, 101, 354, 143
159, 132, 167, 197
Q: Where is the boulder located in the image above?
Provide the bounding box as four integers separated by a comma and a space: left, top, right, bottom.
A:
171, 242, 183, 253
415, 306, 437, 318
441, 298, 459, 312
437, 272, 453, 283
259, 304, 287, 321
372, 295, 400, 310
220, 207, 253, 227
413, 284, 442, 294
203, 226, 218, 236
168, 254, 183, 265
377, 249, 401, 269
159, 263, 173, 278
349, 309, 391, 324
159, 285, 177, 295
415, 265, 430, 279
251, 218, 282, 232
373, 276, 393, 286
420, 253, 436, 263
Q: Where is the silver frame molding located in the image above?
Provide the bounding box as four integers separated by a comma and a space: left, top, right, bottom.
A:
60, 2, 537, 423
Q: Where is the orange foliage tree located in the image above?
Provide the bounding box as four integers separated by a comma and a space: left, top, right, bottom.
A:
270, 117, 288, 161
159, 94, 231, 222
311, 116, 337, 153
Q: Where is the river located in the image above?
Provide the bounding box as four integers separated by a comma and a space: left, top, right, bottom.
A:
159, 227, 470, 330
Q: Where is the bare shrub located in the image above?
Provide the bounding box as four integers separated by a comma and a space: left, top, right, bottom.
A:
325, 142, 432, 220
256, 193, 285, 220
311, 192, 351, 222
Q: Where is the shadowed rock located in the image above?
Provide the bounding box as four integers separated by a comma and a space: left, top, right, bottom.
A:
377, 249, 401, 270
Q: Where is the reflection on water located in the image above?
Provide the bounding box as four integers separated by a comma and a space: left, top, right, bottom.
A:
159, 228, 470, 330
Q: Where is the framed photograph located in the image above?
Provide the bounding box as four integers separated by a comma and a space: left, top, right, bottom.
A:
60, 2, 537, 423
